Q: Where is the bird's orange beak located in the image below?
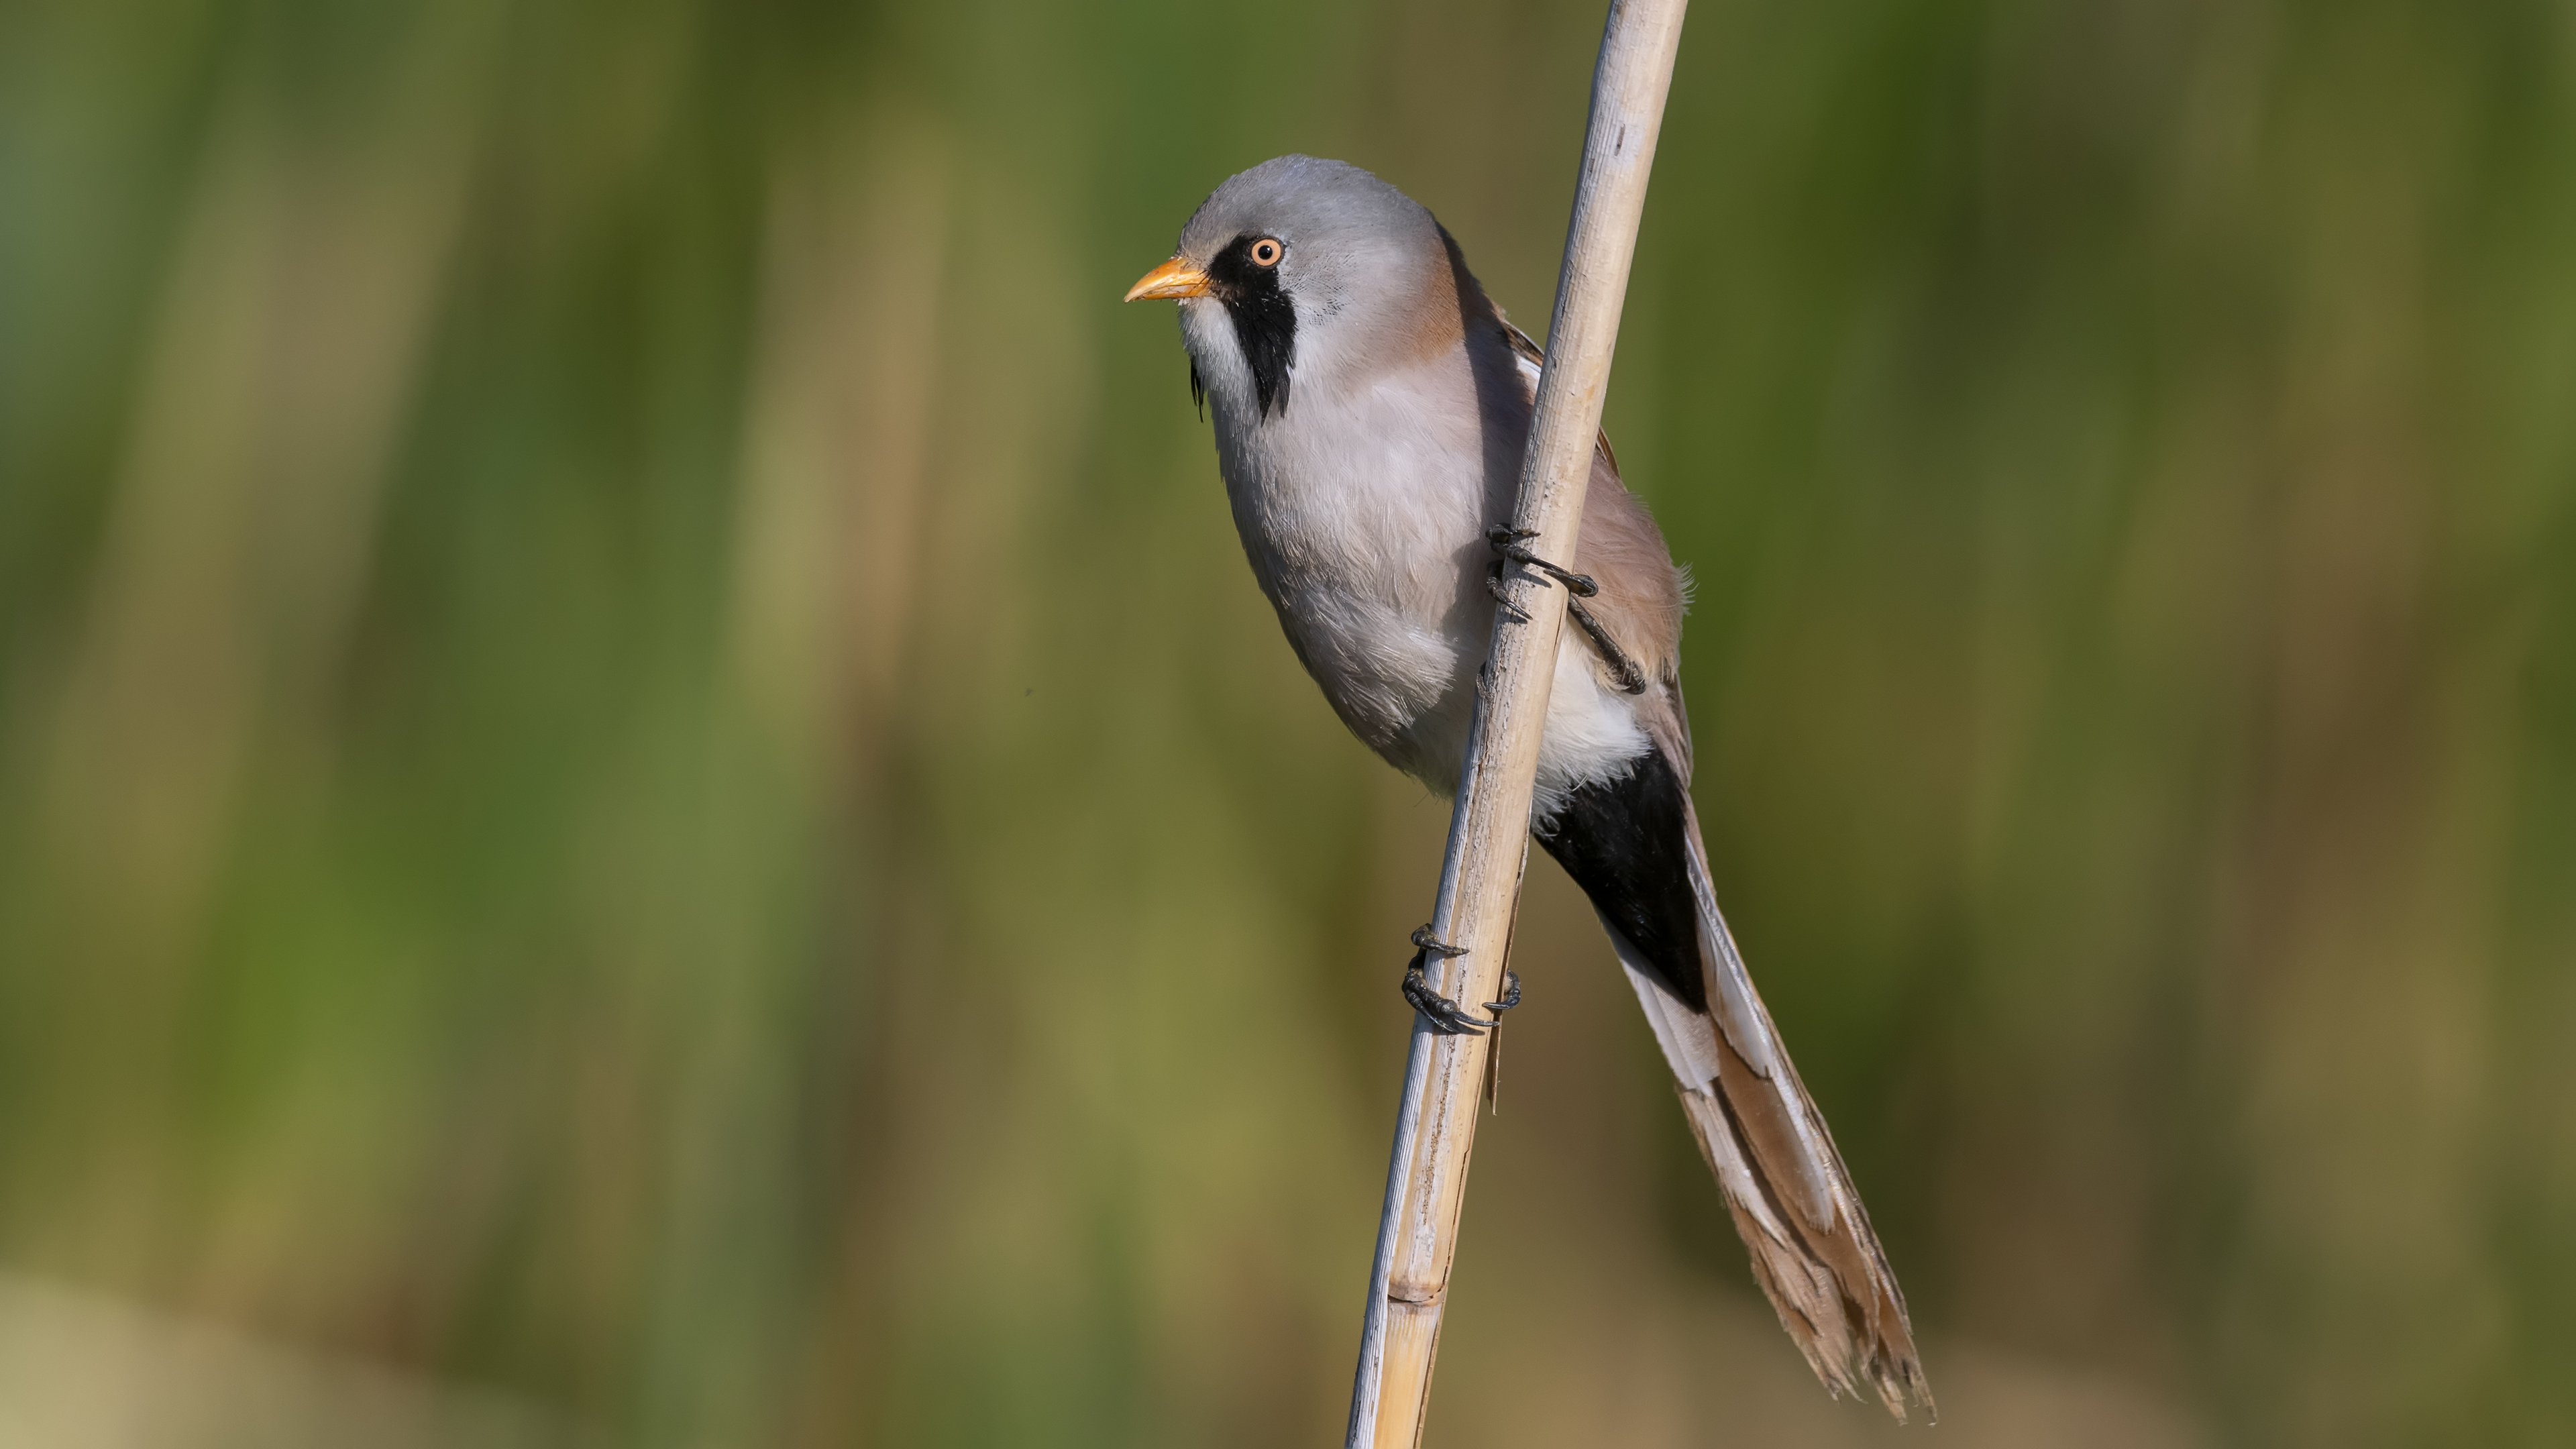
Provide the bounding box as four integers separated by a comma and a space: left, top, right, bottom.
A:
1124, 256, 1213, 302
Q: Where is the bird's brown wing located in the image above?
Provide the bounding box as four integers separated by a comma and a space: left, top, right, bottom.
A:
1498, 305, 1932, 1419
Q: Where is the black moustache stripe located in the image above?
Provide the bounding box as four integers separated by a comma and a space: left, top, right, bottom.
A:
1208, 233, 1295, 417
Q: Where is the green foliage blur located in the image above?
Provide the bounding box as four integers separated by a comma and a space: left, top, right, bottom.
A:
2, 0, 2571, 1444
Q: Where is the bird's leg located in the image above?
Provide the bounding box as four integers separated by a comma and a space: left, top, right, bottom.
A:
1564, 597, 1650, 694
1401, 924, 1495, 1036
1487, 527, 1650, 694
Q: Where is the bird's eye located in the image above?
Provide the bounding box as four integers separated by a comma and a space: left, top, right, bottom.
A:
1250, 237, 1283, 267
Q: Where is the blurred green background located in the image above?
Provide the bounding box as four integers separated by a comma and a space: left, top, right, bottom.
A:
2, 0, 2572, 1444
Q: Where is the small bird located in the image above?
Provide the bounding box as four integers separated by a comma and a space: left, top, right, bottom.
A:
1126, 155, 1929, 1418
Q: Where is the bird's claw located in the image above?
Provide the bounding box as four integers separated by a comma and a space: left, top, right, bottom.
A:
1401, 925, 1510, 1035
1403, 961, 1491, 1034
1488, 528, 1648, 694
1485, 525, 1598, 597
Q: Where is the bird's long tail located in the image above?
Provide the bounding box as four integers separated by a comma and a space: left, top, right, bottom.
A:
1603, 796, 1933, 1421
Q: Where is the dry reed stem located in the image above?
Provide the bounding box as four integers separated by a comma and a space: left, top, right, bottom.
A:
1342, 3, 1691, 1446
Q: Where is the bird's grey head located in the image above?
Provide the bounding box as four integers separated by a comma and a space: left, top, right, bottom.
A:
1126, 156, 1453, 421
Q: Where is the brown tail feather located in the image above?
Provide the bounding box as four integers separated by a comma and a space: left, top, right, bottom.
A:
1625, 963, 1931, 1419
1692, 1057, 1929, 1416
1605, 803, 1933, 1419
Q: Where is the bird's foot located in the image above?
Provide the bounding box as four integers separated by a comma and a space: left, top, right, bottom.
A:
1401, 926, 1495, 1036
1485, 968, 1522, 1016
1403, 965, 1493, 1035
1485, 525, 1599, 597
1485, 529, 1648, 694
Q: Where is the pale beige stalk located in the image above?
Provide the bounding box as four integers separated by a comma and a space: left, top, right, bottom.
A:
1343, 3, 1690, 1445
